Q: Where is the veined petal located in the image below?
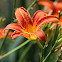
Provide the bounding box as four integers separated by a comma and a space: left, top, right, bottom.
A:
32, 10, 46, 23
37, 15, 59, 28
34, 29, 46, 42
52, 10, 59, 17
11, 31, 22, 39
12, 31, 37, 40
5, 23, 23, 31
38, 1, 55, 10
15, 7, 33, 28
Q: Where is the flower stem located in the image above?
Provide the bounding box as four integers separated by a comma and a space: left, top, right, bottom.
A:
27, 0, 38, 11
0, 39, 31, 59
52, 10, 61, 43
18, 41, 36, 62
42, 43, 56, 62
0, 29, 10, 49
14, 0, 16, 9
36, 39, 43, 48
3, 29, 10, 42
42, 38, 62, 62
13, 0, 17, 18
57, 38, 62, 43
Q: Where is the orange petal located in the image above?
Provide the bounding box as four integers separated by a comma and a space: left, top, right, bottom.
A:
37, 15, 59, 28
0, 28, 12, 37
59, 15, 62, 25
12, 31, 37, 40
34, 29, 46, 42
52, 10, 59, 17
15, 7, 33, 28
5, 23, 23, 31
11, 31, 22, 39
38, 1, 55, 10
0, 28, 13, 41
56, 2, 62, 11
0, 29, 5, 39
56, 0, 61, 2
32, 10, 46, 23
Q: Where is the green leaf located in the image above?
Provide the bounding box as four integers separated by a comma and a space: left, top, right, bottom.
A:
0, 39, 4, 49
46, 50, 60, 62
7, 36, 25, 62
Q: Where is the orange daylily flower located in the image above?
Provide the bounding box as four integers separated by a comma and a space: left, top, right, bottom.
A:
5, 7, 59, 42
38, 0, 62, 25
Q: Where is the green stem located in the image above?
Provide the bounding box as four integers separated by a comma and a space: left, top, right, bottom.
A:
60, 12, 62, 15
13, 0, 17, 18
42, 51, 51, 62
3, 29, 10, 42
0, 29, 10, 49
36, 39, 44, 62
18, 41, 36, 62
42, 38, 62, 62
53, 22, 58, 41
14, 0, 16, 9
27, 0, 38, 11
52, 10, 61, 43
57, 38, 62, 43
55, 42, 62, 51
58, 11, 61, 19
59, 11, 62, 19
36, 39, 43, 48
42, 42, 57, 62
0, 39, 31, 59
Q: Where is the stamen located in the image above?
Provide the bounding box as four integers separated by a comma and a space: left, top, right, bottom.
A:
19, 8, 25, 19
58, 10, 60, 13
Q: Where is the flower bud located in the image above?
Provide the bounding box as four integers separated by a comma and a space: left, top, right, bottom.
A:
0, 17, 6, 25
46, 29, 55, 41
